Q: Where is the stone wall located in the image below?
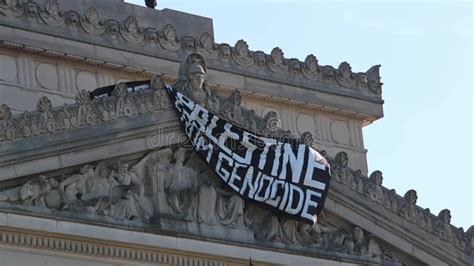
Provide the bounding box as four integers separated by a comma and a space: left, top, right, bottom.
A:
0, 49, 146, 114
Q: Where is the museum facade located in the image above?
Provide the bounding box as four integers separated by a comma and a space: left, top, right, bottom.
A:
0, 0, 472, 265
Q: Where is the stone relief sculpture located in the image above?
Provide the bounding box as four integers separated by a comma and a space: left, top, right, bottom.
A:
398, 189, 418, 222
302, 54, 322, 81
433, 209, 454, 242
267, 47, 289, 74
39, 0, 64, 26
320, 150, 471, 254
0, 76, 172, 142
384, 189, 399, 213
0, 48, 470, 257
231, 40, 254, 67
59, 165, 95, 204
417, 207, 433, 233
159, 24, 181, 51
0, 51, 397, 258
133, 148, 173, 215
120, 16, 144, 43
364, 170, 385, 204
331, 151, 356, 189
166, 148, 198, 216
196, 32, 218, 58
0, 55, 465, 254
0, 1, 471, 263
0, 149, 370, 259
81, 6, 105, 35
335, 62, 356, 88
20, 176, 55, 208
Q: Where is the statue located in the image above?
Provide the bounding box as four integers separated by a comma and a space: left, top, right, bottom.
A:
111, 160, 144, 196
398, 190, 418, 221
19, 176, 53, 207
433, 209, 454, 242
183, 152, 244, 226
186, 166, 220, 223
245, 204, 282, 242
81, 162, 117, 215
59, 165, 95, 203
174, 53, 215, 110
417, 207, 433, 232
142, 149, 174, 215
217, 192, 244, 226
364, 170, 384, 204
166, 148, 198, 216
109, 160, 152, 221
331, 151, 354, 187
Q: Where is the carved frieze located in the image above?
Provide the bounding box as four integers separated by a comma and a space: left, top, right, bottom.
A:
158, 24, 181, 51
0, 52, 469, 260
0, 147, 389, 263
196, 32, 218, 58
328, 151, 472, 254
302, 54, 322, 81
267, 47, 288, 74
120, 16, 144, 43
231, 40, 254, 67
38, 0, 64, 26
80, 6, 105, 35
0, 77, 172, 142
335, 62, 356, 88
0, 0, 383, 99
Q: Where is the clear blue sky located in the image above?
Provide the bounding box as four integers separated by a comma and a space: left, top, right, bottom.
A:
126, 0, 473, 229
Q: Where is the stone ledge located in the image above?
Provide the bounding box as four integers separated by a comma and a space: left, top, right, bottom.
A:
0, 210, 372, 265
0, 110, 181, 182
326, 182, 472, 266
0, 36, 383, 122
0, 0, 384, 119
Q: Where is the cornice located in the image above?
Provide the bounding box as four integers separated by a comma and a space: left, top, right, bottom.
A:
0, 0, 383, 104
0, 226, 244, 265
326, 151, 474, 261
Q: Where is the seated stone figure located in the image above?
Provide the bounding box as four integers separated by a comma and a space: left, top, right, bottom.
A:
245, 204, 282, 242
59, 165, 95, 203
19, 176, 52, 207
166, 148, 198, 216
182, 152, 244, 226
132, 148, 174, 216
80, 162, 117, 215
109, 160, 152, 221
216, 186, 244, 226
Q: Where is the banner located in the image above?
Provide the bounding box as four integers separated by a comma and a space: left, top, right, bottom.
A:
166, 86, 331, 225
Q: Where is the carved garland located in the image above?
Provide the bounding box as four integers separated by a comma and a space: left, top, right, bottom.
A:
0, 77, 170, 142
0, 0, 382, 95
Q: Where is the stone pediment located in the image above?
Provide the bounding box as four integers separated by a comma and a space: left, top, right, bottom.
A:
0, 144, 390, 265
0, 2, 472, 264
0, 78, 472, 265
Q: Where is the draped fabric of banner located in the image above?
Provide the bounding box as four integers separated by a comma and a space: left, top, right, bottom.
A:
166, 86, 331, 225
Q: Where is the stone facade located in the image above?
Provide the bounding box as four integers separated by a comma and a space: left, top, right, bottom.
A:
0, 0, 472, 265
